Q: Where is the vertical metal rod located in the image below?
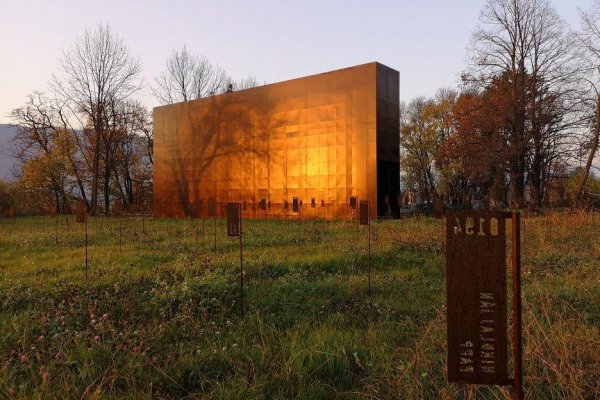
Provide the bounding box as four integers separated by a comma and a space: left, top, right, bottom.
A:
356, 209, 359, 242
119, 217, 123, 252
239, 212, 244, 318
85, 212, 88, 280
368, 217, 371, 296
512, 211, 523, 400
54, 215, 58, 245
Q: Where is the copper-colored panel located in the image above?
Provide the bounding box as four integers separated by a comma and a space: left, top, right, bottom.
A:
153, 62, 399, 219
446, 211, 509, 385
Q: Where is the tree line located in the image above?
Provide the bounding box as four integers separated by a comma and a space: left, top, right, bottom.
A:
4, 0, 600, 216
401, 0, 600, 209
4, 25, 258, 216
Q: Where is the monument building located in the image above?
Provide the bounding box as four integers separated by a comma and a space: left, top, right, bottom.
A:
153, 62, 399, 219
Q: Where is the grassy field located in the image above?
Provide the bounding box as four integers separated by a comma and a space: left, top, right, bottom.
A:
0, 212, 598, 399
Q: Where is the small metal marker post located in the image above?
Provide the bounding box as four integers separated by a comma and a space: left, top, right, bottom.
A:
350, 196, 358, 241
208, 198, 216, 251
75, 199, 88, 279
227, 202, 243, 317
512, 211, 523, 400
85, 210, 88, 280
142, 206, 146, 236
51, 206, 58, 245
359, 200, 370, 295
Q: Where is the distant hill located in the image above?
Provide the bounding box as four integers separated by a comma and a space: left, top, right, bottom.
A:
0, 124, 17, 181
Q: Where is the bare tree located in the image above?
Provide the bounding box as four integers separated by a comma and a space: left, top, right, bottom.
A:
52, 23, 142, 215
111, 100, 152, 208
152, 46, 229, 104
466, 0, 580, 207
10, 92, 86, 212
575, 0, 600, 204
233, 75, 261, 91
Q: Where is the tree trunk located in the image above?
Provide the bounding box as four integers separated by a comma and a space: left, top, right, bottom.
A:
530, 149, 543, 208
576, 97, 600, 205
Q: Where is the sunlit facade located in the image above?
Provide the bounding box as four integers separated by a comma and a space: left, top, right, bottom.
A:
153, 62, 399, 219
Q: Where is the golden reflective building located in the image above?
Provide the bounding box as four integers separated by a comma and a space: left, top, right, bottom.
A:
153, 62, 399, 219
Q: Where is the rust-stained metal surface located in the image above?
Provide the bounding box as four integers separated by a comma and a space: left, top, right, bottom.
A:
50, 206, 57, 217
153, 62, 399, 219
292, 197, 299, 213
227, 202, 241, 237
359, 200, 369, 225
349, 196, 358, 210
207, 198, 216, 217
446, 211, 509, 385
75, 199, 86, 223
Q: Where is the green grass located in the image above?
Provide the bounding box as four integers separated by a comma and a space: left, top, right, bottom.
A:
0, 213, 598, 399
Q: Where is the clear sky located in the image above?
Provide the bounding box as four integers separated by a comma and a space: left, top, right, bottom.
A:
0, 0, 592, 124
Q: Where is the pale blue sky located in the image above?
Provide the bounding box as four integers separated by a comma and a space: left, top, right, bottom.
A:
0, 0, 592, 123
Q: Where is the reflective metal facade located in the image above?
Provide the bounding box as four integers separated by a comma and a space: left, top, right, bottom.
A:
153, 62, 399, 219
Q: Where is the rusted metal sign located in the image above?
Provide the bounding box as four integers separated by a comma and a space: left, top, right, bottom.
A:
75, 199, 86, 223
227, 202, 241, 237
321, 200, 325, 208
311, 198, 316, 208
434, 198, 444, 218
359, 200, 370, 225
292, 197, 299, 213
446, 211, 508, 385
208, 198, 216, 217
349, 196, 358, 210
50, 206, 57, 217
192, 199, 203, 218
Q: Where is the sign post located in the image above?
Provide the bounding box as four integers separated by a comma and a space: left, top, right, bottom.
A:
227, 202, 243, 317
359, 200, 371, 295
208, 198, 216, 251
512, 211, 523, 400
445, 211, 522, 398
201, 199, 205, 240
75, 199, 88, 280
50, 206, 58, 245
350, 196, 358, 240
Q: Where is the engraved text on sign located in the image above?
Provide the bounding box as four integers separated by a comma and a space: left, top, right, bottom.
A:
446, 211, 508, 385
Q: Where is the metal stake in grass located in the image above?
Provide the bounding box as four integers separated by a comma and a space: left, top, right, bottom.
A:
359, 201, 371, 296
85, 209, 88, 280
227, 202, 243, 317
208, 198, 217, 251
54, 213, 58, 245
512, 211, 524, 400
